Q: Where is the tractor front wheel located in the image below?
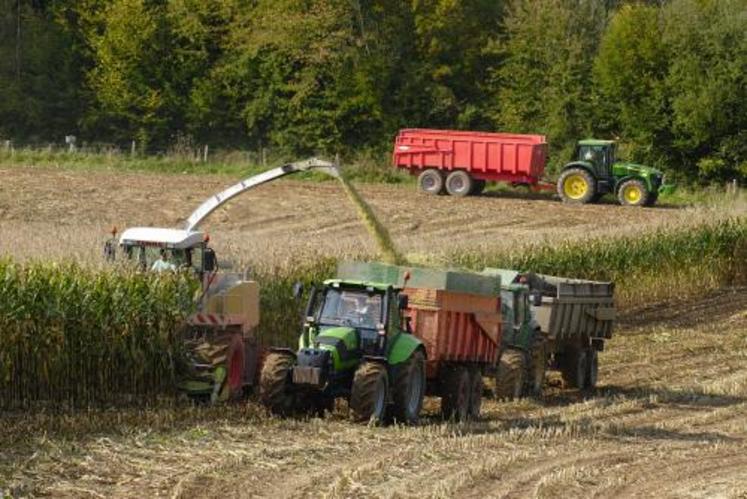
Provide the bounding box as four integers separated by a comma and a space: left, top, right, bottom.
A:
441, 365, 470, 421
350, 361, 389, 424
558, 168, 596, 204
391, 351, 426, 424
495, 349, 526, 400
260, 352, 297, 416
617, 179, 650, 206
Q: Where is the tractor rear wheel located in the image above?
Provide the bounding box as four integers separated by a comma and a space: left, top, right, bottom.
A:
524, 335, 546, 397
418, 169, 445, 195
587, 348, 599, 389
260, 352, 297, 416
445, 170, 474, 197
558, 168, 596, 204
350, 361, 389, 424
495, 349, 526, 400
617, 179, 649, 206
468, 367, 483, 419
441, 365, 470, 421
559, 348, 588, 389
391, 351, 426, 424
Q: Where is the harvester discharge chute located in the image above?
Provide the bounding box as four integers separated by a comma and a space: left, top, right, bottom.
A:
107, 158, 340, 402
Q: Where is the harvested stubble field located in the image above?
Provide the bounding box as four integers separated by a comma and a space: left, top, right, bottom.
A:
1, 166, 742, 267
1, 165, 747, 497
2, 288, 746, 498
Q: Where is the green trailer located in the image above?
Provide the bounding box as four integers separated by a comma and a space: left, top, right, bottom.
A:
484, 269, 615, 397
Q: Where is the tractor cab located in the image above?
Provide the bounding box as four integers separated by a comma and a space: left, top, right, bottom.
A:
574, 140, 615, 179
107, 227, 216, 275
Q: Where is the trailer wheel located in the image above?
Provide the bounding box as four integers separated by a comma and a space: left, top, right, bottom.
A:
441, 366, 470, 421
391, 350, 426, 424
558, 168, 596, 204
525, 336, 546, 397
350, 361, 389, 424
559, 348, 588, 389
586, 349, 599, 389
468, 368, 483, 419
617, 179, 649, 206
260, 352, 297, 416
445, 171, 474, 197
495, 349, 525, 400
418, 169, 445, 195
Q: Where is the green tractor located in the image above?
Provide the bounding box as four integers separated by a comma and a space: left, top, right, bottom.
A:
557, 139, 668, 206
259, 279, 426, 424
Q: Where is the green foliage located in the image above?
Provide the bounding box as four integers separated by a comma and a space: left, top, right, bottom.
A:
0, 0, 745, 184
0, 261, 198, 409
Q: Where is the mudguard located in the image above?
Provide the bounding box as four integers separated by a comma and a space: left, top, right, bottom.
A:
388, 333, 426, 365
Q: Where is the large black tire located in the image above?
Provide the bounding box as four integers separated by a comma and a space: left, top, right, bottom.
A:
524, 335, 546, 397
441, 365, 470, 421
587, 348, 599, 389
471, 179, 486, 196
418, 169, 444, 195
445, 170, 474, 197
495, 349, 526, 400
391, 351, 426, 424
558, 168, 596, 204
260, 352, 296, 415
617, 178, 650, 206
350, 361, 389, 424
468, 367, 483, 420
559, 348, 588, 389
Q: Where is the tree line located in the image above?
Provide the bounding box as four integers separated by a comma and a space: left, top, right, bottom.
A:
0, 0, 745, 182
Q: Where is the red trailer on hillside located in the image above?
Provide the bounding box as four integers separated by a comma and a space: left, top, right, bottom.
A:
393, 128, 551, 196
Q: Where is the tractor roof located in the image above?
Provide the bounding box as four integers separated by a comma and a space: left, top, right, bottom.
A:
578, 139, 615, 146
119, 227, 205, 249
324, 279, 395, 292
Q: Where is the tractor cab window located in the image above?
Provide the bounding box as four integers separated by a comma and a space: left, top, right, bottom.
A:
578, 144, 614, 177
124, 244, 203, 274
319, 289, 383, 330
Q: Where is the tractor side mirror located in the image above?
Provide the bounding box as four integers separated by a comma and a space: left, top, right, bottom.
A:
203, 248, 217, 272
292, 282, 304, 300
530, 291, 543, 307
398, 294, 409, 310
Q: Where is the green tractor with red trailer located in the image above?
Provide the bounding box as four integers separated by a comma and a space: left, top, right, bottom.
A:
260, 277, 426, 424
557, 139, 668, 206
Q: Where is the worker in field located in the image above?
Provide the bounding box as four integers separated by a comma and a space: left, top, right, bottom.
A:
151, 249, 177, 272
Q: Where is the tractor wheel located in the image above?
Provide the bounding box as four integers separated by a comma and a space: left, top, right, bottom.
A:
418, 169, 445, 195
587, 349, 599, 389
617, 179, 649, 206
471, 179, 486, 196
441, 365, 470, 421
445, 170, 474, 197
524, 335, 546, 397
259, 352, 296, 416
468, 367, 483, 420
391, 350, 426, 424
559, 348, 588, 390
350, 361, 389, 424
495, 349, 526, 400
558, 168, 596, 204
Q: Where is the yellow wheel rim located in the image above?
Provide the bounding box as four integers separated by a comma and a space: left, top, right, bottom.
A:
563, 174, 589, 200
623, 184, 642, 204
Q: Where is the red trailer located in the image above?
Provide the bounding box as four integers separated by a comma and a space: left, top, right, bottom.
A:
392, 128, 551, 196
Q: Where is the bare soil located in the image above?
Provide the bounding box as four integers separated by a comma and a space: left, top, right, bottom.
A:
0, 167, 721, 266
2, 288, 746, 498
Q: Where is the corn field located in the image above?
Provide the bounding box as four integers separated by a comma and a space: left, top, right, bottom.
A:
0, 260, 198, 409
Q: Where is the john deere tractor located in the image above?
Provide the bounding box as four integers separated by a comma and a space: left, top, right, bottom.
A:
260, 279, 426, 424
557, 140, 667, 206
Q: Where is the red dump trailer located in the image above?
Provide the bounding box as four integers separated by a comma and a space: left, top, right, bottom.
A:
392, 128, 551, 196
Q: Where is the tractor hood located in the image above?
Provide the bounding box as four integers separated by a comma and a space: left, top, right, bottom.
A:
307, 326, 360, 371
614, 162, 663, 177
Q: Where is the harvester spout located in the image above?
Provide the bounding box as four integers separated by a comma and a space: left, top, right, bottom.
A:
184, 157, 339, 231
